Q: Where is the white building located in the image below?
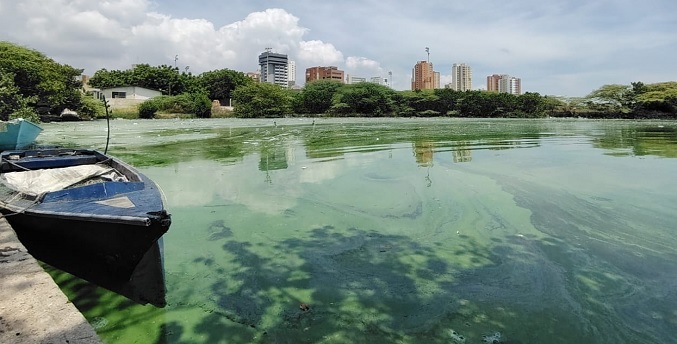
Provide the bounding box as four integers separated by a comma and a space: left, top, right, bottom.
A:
347, 75, 367, 84
451, 63, 472, 91
92, 86, 162, 109
288, 60, 296, 87
94, 86, 161, 100
499, 75, 522, 95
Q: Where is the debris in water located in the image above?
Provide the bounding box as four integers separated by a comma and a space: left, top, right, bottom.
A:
449, 329, 466, 343
481, 331, 503, 343
90, 317, 109, 329
299, 303, 310, 311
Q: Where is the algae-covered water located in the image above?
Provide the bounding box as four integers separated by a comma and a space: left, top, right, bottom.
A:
37, 118, 677, 343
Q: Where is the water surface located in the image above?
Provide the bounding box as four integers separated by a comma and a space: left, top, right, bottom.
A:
38, 118, 677, 343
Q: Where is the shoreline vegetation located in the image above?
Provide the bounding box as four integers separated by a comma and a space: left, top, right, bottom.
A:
2, 41, 677, 122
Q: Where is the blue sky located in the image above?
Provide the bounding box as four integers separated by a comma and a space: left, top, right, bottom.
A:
1, 0, 676, 96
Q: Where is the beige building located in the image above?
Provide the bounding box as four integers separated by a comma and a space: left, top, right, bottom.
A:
451, 63, 472, 91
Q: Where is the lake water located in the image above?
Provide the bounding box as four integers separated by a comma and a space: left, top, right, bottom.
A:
37, 118, 677, 343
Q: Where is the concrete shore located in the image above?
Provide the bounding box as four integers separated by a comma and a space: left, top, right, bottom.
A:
0, 217, 101, 344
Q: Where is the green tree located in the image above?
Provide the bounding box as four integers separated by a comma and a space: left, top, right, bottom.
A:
398, 90, 441, 116
89, 64, 195, 96
515, 92, 547, 117
198, 69, 252, 105
586, 84, 631, 113
0, 71, 38, 121
88, 68, 129, 89
232, 83, 293, 118
295, 80, 344, 114
330, 82, 396, 116
0, 41, 83, 117
455, 91, 496, 117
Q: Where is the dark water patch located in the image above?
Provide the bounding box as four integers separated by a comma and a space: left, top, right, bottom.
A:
206, 220, 232, 241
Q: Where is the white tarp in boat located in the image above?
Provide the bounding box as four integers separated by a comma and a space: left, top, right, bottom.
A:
1, 164, 127, 196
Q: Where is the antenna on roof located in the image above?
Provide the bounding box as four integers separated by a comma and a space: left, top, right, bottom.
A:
265, 47, 272, 53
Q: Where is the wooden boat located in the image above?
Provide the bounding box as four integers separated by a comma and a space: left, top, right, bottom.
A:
0, 119, 43, 151
0, 148, 171, 306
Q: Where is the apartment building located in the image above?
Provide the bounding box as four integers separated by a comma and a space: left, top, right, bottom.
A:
487, 74, 521, 95
411, 61, 435, 90
306, 66, 345, 83
451, 63, 472, 91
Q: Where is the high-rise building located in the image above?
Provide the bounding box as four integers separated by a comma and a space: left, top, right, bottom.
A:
487, 74, 521, 95
258, 50, 288, 88
451, 63, 472, 91
487, 74, 501, 92
411, 61, 435, 90
288, 60, 296, 87
306, 66, 345, 83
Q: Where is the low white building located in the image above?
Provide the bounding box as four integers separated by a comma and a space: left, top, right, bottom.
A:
91, 86, 162, 109
93, 86, 162, 101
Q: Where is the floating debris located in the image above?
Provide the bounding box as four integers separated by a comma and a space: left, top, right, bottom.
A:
449, 329, 466, 343
482, 331, 503, 343
90, 317, 109, 329
299, 303, 310, 312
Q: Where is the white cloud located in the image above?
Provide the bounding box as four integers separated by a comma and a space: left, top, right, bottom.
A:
297, 40, 343, 66
345, 56, 384, 79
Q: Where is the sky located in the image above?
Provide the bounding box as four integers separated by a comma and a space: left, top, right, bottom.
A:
1, 0, 676, 97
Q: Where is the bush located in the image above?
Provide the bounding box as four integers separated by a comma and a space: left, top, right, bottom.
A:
79, 95, 106, 119
138, 100, 159, 119
183, 92, 211, 118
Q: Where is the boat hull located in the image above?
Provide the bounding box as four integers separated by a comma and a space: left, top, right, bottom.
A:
5, 209, 170, 279
0, 119, 43, 151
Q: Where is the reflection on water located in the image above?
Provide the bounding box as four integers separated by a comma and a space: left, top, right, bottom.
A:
38, 118, 677, 343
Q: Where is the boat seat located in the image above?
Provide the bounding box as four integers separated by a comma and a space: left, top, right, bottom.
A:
7, 155, 99, 171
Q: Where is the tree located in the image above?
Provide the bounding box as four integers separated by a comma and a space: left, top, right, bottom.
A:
88, 68, 129, 89
586, 84, 631, 113
398, 90, 441, 116
232, 83, 293, 118
198, 69, 252, 105
0, 71, 38, 121
295, 80, 344, 114
330, 82, 397, 116
515, 92, 547, 117
0, 41, 83, 117
89, 64, 195, 96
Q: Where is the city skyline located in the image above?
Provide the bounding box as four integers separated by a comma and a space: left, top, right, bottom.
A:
2, 1, 676, 97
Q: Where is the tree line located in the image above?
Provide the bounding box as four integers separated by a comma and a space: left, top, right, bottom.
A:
2, 41, 676, 121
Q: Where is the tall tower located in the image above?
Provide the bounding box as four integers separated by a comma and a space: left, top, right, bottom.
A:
452, 63, 472, 91
258, 49, 289, 88
412, 61, 434, 90
287, 60, 296, 87
487, 74, 501, 92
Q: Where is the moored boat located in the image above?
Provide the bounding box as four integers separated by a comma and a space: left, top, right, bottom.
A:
0, 119, 43, 151
0, 148, 171, 306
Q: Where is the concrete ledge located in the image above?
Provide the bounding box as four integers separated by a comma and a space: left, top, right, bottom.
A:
0, 217, 101, 344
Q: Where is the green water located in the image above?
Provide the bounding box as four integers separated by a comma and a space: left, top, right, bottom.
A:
38, 118, 677, 343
